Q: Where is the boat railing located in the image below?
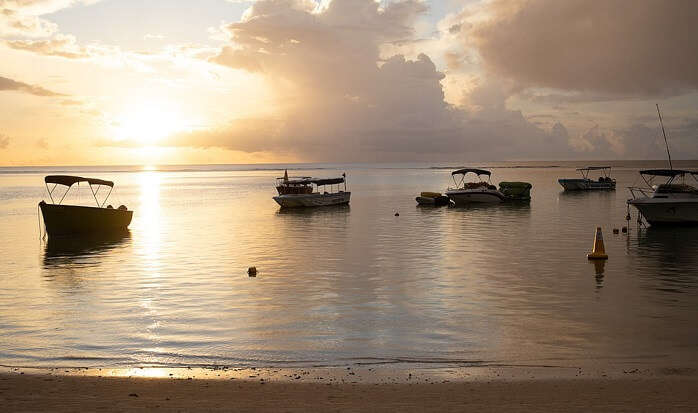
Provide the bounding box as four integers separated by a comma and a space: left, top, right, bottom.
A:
627, 186, 652, 200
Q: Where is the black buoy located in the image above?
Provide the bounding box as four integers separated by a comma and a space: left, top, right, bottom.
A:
248, 267, 257, 277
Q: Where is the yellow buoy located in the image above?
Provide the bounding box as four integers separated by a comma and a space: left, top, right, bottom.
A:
587, 227, 608, 260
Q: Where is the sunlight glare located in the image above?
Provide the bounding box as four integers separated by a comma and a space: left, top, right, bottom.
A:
113, 102, 184, 145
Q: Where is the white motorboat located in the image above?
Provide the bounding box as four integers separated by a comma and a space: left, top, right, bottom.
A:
445, 168, 507, 205
627, 169, 698, 225
626, 104, 698, 225
273, 170, 350, 208
558, 166, 616, 190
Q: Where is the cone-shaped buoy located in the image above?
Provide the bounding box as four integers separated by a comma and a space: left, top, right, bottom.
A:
587, 227, 608, 260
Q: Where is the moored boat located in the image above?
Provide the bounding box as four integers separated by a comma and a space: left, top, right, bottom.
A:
39, 175, 133, 237
627, 169, 698, 225
273, 170, 350, 208
558, 167, 616, 191
416, 191, 451, 206
445, 168, 507, 205
626, 104, 698, 225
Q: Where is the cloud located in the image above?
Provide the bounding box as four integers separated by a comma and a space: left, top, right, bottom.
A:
0, 75, 65, 96
178, 0, 569, 161
1, 1, 100, 37
4, 33, 90, 58
468, 0, 698, 97
0, 133, 9, 149
144, 33, 165, 40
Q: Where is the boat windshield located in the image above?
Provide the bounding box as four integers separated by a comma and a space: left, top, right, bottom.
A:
655, 184, 698, 194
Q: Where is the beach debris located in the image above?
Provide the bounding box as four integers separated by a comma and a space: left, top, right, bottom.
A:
129, 393, 139, 397
248, 266, 257, 277
587, 227, 608, 260
612, 228, 619, 234
622, 226, 628, 233
394, 212, 399, 216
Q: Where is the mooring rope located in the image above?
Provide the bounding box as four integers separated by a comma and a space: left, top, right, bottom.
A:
37, 202, 43, 241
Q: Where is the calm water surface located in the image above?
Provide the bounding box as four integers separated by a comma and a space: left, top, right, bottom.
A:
1, 162, 697, 369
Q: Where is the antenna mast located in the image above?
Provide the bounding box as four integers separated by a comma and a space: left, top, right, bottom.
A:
656, 103, 673, 170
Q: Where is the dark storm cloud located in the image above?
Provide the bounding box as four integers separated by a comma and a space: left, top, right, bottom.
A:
470, 0, 698, 97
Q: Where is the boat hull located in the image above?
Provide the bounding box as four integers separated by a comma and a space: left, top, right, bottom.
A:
416, 195, 450, 206
273, 192, 351, 208
558, 178, 616, 191
446, 189, 506, 205
39, 202, 133, 236
628, 199, 698, 225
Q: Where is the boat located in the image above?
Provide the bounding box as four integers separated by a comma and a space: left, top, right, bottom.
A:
416, 191, 451, 206
445, 168, 508, 205
39, 175, 133, 237
558, 167, 616, 190
626, 105, 698, 225
499, 181, 533, 201
273, 170, 350, 208
627, 169, 698, 225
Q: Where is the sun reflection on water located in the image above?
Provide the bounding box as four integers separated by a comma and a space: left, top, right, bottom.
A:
136, 171, 162, 274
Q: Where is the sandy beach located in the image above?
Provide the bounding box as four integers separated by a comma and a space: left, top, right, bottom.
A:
1, 372, 697, 412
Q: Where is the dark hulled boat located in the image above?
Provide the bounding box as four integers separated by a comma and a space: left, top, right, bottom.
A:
39, 175, 133, 237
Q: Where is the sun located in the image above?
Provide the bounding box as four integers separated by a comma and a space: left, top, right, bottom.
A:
113, 102, 184, 145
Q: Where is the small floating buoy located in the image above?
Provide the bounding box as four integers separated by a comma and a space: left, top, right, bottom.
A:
248, 267, 257, 277
587, 227, 608, 260
621, 226, 628, 233
612, 228, 619, 234
394, 212, 399, 216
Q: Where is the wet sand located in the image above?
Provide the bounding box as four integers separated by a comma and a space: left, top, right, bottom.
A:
2, 372, 697, 412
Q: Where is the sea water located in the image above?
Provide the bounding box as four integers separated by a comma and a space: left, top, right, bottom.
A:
0, 161, 697, 370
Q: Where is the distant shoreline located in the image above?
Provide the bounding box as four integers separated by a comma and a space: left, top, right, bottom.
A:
1, 159, 697, 174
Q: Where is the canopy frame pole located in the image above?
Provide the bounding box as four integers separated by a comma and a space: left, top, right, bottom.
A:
89, 184, 100, 207
58, 184, 71, 205
46, 183, 56, 204
102, 186, 113, 208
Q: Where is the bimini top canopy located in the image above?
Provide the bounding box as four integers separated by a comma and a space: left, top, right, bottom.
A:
312, 177, 344, 185
577, 166, 611, 171
639, 169, 693, 177
452, 168, 491, 176
277, 177, 345, 185
45, 175, 114, 187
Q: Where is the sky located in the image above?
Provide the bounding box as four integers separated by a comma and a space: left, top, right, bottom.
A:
0, 0, 697, 166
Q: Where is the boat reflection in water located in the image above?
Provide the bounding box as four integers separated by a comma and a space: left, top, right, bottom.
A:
276, 204, 350, 216
633, 226, 698, 294
43, 230, 132, 265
